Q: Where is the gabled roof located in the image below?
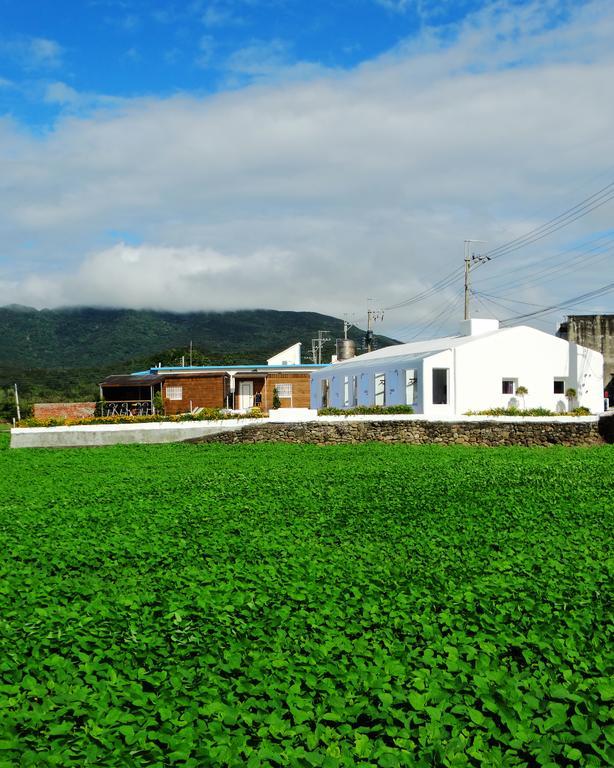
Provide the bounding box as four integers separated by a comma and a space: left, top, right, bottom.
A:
328, 327, 505, 369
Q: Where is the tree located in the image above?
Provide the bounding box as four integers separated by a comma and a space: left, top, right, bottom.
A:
272, 386, 281, 410
516, 385, 528, 410
565, 387, 577, 411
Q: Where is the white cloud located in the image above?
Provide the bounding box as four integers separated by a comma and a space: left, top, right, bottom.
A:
0, 36, 64, 70
44, 81, 79, 105
196, 35, 217, 68
202, 4, 242, 28
2, 0, 614, 338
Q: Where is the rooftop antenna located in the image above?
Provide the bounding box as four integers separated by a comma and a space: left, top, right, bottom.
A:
463, 240, 488, 320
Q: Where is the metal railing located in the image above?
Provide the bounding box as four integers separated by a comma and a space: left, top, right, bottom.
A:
103, 401, 153, 417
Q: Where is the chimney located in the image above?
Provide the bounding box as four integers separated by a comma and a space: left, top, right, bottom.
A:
459, 318, 500, 337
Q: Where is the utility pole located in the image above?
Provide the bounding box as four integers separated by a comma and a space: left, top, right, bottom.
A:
14, 383, 21, 422
365, 300, 384, 353
311, 330, 331, 364
463, 240, 488, 320
342, 314, 357, 340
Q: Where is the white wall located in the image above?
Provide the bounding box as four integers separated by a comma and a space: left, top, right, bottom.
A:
454, 327, 604, 414
310, 326, 605, 415
267, 343, 301, 366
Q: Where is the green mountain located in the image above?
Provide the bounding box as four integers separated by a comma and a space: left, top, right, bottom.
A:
0, 306, 397, 415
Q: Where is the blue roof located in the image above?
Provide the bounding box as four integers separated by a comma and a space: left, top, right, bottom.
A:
130, 363, 330, 375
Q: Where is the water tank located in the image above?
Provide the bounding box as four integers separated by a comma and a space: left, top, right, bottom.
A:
336, 338, 356, 361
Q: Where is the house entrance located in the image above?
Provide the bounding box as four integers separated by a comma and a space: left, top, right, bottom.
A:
238, 380, 254, 409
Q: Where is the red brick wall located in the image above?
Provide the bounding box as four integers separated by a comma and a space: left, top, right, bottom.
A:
263, 373, 311, 410
34, 403, 96, 420
163, 376, 226, 415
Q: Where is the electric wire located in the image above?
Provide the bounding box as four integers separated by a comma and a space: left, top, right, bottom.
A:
499, 281, 614, 326
477, 182, 614, 264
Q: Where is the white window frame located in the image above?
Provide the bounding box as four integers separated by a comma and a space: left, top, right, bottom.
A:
275, 383, 293, 399
352, 376, 358, 406
374, 372, 386, 406
166, 385, 183, 401
502, 378, 517, 395
405, 369, 417, 405
343, 377, 350, 407
553, 378, 565, 395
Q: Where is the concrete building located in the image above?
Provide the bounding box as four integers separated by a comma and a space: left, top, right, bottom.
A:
311, 319, 605, 415
557, 314, 614, 406
101, 343, 326, 415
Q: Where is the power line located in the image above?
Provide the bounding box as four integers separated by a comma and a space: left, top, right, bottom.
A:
384, 266, 464, 311
474, 233, 614, 294
477, 182, 614, 264
499, 280, 614, 326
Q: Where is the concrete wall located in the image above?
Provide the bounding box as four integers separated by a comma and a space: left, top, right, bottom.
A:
558, 315, 614, 404
10, 420, 247, 448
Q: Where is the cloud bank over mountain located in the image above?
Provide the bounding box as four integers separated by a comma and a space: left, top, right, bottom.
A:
1, 0, 613, 338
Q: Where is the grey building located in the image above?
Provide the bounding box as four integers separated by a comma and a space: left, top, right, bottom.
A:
557, 314, 614, 406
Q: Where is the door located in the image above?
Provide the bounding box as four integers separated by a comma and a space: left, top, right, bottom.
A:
239, 381, 254, 409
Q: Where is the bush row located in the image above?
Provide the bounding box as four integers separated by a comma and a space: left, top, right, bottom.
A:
465, 406, 592, 416
18, 407, 266, 428
318, 405, 415, 416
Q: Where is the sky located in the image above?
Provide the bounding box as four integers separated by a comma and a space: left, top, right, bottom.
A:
1, 0, 613, 340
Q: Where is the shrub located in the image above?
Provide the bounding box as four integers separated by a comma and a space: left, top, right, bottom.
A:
17, 409, 266, 428
570, 406, 591, 415
465, 407, 555, 416
319, 405, 414, 416
465, 406, 593, 417
272, 387, 281, 410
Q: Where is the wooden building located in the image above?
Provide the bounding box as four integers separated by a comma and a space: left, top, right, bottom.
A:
100, 343, 325, 416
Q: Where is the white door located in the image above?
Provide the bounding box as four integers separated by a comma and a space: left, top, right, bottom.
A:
239, 381, 253, 409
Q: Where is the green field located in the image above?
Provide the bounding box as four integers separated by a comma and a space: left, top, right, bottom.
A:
0, 441, 612, 767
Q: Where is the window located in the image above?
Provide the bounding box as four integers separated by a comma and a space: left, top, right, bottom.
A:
432, 369, 448, 404
343, 377, 350, 407
321, 379, 329, 408
553, 379, 565, 394
374, 373, 386, 406
352, 376, 358, 406
275, 383, 292, 398
405, 369, 417, 405
166, 385, 183, 401
502, 379, 516, 395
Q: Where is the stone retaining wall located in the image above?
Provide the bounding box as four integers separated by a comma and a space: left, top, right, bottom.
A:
197, 416, 614, 447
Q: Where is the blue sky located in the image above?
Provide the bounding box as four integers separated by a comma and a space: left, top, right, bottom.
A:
0, 0, 612, 337
1, 0, 529, 128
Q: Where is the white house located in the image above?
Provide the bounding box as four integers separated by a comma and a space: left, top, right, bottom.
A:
310, 319, 605, 415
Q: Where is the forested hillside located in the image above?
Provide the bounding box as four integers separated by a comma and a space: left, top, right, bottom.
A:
0, 306, 397, 417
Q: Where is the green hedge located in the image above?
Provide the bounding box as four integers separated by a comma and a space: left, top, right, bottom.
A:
17, 407, 266, 428
465, 406, 593, 417
318, 405, 415, 416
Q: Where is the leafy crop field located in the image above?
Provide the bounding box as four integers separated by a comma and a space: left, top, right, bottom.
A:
0, 441, 612, 767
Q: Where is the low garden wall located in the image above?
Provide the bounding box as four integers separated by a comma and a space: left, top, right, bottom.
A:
197, 415, 614, 447
11, 414, 614, 448
10, 420, 248, 449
